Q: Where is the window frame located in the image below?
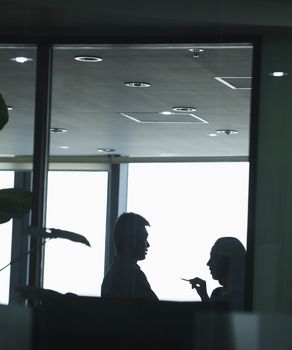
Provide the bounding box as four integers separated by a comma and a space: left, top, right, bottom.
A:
0, 38, 259, 311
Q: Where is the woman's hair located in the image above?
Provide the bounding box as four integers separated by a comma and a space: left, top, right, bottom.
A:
213, 236, 246, 285
213, 237, 246, 261
114, 212, 150, 254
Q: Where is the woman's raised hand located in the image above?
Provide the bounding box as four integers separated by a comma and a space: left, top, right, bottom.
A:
189, 277, 209, 301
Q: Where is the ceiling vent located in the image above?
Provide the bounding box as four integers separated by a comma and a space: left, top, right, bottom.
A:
120, 112, 208, 124
215, 77, 252, 90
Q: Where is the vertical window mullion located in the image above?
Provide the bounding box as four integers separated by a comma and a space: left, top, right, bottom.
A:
29, 43, 52, 288
104, 162, 128, 272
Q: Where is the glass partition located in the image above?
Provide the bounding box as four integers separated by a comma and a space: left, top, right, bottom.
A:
0, 45, 36, 304
44, 43, 252, 304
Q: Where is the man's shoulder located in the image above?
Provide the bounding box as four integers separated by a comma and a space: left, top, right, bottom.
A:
101, 258, 137, 297
101, 258, 158, 300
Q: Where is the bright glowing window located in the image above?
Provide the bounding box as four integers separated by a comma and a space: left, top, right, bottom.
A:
0, 171, 15, 304
43, 171, 108, 296
127, 162, 249, 301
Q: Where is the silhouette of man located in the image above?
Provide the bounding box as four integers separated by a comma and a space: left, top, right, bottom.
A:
101, 212, 158, 300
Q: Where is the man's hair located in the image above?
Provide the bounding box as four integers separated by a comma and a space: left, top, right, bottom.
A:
114, 212, 150, 255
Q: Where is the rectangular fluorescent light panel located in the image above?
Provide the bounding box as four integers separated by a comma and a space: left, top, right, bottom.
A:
120, 112, 208, 124
215, 77, 252, 90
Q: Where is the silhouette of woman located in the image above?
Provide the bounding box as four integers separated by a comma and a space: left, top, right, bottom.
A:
189, 237, 246, 310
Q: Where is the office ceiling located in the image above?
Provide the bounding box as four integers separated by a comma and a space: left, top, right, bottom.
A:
5, 0, 291, 159
0, 44, 252, 158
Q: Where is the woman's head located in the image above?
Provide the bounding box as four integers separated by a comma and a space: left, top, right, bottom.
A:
207, 237, 246, 284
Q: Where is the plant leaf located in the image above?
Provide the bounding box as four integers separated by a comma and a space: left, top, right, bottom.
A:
25, 226, 91, 247
0, 188, 32, 224
0, 93, 9, 130
49, 228, 91, 247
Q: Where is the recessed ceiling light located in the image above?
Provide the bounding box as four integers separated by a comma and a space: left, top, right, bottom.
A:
7, 106, 13, 111
269, 71, 288, 77
97, 148, 115, 153
50, 127, 67, 133
59, 146, 69, 149
209, 133, 217, 137
160, 111, 173, 115
74, 56, 103, 63
189, 48, 204, 53
10, 57, 33, 63
125, 82, 151, 88
172, 106, 197, 112
216, 129, 239, 135
189, 48, 204, 58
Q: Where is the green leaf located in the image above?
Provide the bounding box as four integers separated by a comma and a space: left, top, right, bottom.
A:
0, 188, 32, 224
26, 226, 91, 247
0, 93, 9, 130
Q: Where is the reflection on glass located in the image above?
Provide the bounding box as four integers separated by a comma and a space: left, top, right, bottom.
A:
127, 162, 249, 301
0, 171, 14, 304
43, 171, 108, 296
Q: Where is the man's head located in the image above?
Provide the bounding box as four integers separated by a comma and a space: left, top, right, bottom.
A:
114, 212, 150, 260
